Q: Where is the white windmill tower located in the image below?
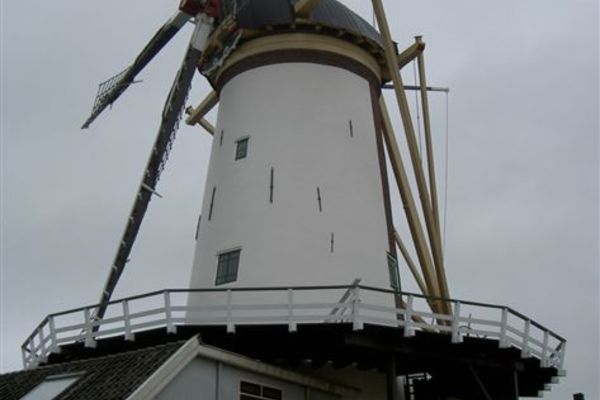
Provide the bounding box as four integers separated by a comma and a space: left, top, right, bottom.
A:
188, 2, 396, 298
181, 0, 452, 319
11, 1, 567, 399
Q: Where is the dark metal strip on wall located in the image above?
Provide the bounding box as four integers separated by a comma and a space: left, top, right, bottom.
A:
208, 186, 217, 221
195, 214, 202, 240
269, 167, 275, 204
330, 232, 335, 253
317, 187, 323, 212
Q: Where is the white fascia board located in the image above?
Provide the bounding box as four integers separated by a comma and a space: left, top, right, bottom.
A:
127, 336, 202, 400
128, 336, 359, 399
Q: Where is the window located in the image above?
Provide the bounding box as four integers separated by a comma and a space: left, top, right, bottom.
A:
235, 137, 249, 160
20, 373, 82, 400
240, 381, 282, 400
387, 252, 400, 291
215, 249, 241, 285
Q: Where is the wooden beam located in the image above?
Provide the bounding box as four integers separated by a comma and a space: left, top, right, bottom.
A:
393, 230, 442, 315
393, 230, 428, 297
185, 91, 218, 126
415, 36, 450, 301
197, 118, 216, 135
371, 0, 451, 314
399, 299, 432, 329
379, 96, 441, 306
295, 0, 321, 18
397, 41, 425, 70
185, 106, 215, 135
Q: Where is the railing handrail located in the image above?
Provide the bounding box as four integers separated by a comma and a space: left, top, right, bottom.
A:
34, 285, 566, 342
21, 285, 567, 369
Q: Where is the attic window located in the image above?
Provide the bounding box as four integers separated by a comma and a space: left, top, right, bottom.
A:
240, 380, 282, 400
235, 137, 249, 160
20, 373, 83, 400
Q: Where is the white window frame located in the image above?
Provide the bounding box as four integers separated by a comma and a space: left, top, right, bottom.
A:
239, 379, 284, 400
20, 372, 84, 400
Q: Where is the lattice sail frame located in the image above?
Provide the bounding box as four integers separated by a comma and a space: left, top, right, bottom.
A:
82, 69, 131, 127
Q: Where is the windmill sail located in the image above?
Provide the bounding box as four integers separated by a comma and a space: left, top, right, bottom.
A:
93, 43, 204, 325
81, 11, 191, 129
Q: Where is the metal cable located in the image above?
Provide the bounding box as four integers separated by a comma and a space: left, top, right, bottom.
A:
443, 91, 450, 252
412, 59, 422, 156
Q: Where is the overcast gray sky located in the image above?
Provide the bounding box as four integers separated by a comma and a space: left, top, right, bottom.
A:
1, 0, 598, 398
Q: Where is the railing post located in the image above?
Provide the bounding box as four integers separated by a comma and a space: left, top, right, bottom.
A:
521, 319, 531, 358
451, 301, 462, 343
499, 308, 509, 348
28, 337, 37, 366
540, 330, 550, 367
38, 325, 47, 361
226, 289, 235, 333
22, 346, 29, 369
123, 300, 135, 341
48, 316, 59, 353
352, 286, 363, 330
164, 291, 177, 334
83, 308, 97, 348
288, 289, 297, 332
404, 295, 414, 337
558, 341, 567, 370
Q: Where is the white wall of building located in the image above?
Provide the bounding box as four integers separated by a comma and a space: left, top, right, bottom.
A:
155, 358, 343, 400
188, 61, 390, 296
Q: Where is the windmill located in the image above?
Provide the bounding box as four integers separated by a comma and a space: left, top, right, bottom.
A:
8, 1, 565, 399
82, 0, 451, 328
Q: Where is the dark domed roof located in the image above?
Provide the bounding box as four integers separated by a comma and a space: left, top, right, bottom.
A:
222, 0, 384, 48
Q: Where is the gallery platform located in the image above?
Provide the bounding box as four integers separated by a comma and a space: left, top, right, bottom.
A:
21, 285, 566, 399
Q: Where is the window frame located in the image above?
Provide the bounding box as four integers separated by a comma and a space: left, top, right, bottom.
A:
387, 252, 400, 291
235, 136, 250, 160
239, 379, 283, 400
20, 372, 84, 400
215, 248, 242, 286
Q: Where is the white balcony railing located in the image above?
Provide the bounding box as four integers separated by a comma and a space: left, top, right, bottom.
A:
21, 285, 566, 371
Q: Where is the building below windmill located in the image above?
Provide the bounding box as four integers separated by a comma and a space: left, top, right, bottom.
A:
1, 0, 566, 399
0, 337, 360, 400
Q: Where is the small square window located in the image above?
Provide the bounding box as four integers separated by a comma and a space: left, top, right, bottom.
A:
216, 249, 241, 285
235, 137, 249, 160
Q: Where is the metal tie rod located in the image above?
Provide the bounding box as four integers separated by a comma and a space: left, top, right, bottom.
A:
385, 84, 450, 93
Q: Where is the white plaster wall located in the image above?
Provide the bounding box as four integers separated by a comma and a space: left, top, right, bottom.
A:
188, 61, 391, 296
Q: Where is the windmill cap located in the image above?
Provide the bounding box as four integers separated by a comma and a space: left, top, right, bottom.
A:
221, 0, 384, 49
